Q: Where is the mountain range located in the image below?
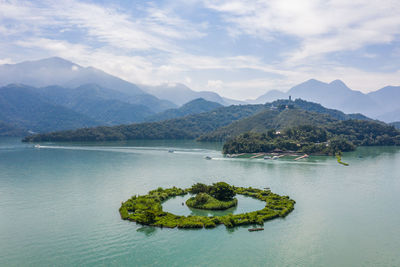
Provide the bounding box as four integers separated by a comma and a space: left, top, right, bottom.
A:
252, 79, 400, 122
0, 57, 176, 112
0, 84, 99, 133
1, 57, 399, 136
0, 57, 245, 134
146, 98, 223, 122
0, 82, 230, 134
140, 83, 245, 106
23, 99, 374, 142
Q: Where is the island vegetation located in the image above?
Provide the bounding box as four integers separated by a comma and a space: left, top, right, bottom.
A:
119, 182, 295, 229
186, 182, 238, 210
223, 121, 400, 155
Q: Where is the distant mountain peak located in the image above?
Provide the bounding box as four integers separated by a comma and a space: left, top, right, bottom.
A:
139, 83, 242, 106
145, 97, 222, 122
303, 78, 325, 85
306, 78, 321, 83
329, 79, 348, 87
183, 97, 208, 105
30, 57, 78, 67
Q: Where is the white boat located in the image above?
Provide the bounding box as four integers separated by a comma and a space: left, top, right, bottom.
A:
272, 156, 279, 160
34, 144, 41, 148
264, 156, 271, 160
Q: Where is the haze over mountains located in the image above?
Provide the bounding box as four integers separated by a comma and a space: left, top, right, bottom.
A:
146, 98, 223, 122
0, 57, 176, 112
140, 83, 245, 106
0, 57, 241, 134
0, 84, 99, 133
0, 57, 399, 136
252, 79, 400, 122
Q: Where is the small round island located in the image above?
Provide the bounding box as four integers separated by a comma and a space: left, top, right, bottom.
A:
186, 182, 238, 210
119, 182, 295, 229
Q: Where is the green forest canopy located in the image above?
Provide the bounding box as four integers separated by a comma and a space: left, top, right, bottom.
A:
222, 121, 400, 155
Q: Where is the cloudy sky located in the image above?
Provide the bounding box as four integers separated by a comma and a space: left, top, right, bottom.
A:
1, 0, 400, 99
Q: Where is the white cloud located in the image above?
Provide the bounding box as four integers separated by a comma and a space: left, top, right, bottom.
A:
202, 0, 400, 64
207, 80, 223, 89
185, 76, 192, 84
0, 58, 14, 65
0, 0, 205, 53
0, 0, 399, 100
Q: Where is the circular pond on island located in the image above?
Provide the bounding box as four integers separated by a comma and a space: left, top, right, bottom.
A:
163, 194, 266, 217
119, 184, 295, 229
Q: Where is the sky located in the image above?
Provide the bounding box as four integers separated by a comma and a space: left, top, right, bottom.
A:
1, 0, 400, 100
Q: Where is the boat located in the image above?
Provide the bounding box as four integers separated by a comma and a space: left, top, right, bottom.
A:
204, 156, 212, 160
248, 228, 264, 232
264, 156, 271, 160
168, 149, 174, 153
272, 156, 279, 160
34, 144, 41, 148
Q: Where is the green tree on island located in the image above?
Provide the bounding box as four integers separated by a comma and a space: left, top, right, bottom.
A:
210, 182, 236, 200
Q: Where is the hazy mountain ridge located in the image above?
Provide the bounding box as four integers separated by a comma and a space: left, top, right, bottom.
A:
140, 83, 245, 106
37, 84, 156, 124
0, 57, 176, 112
0, 84, 100, 132
0, 83, 177, 134
391, 122, 400, 129
146, 98, 223, 122
2, 57, 398, 134
23, 104, 267, 142
367, 86, 400, 112
0, 83, 226, 135
253, 79, 400, 122
0, 121, 28, 136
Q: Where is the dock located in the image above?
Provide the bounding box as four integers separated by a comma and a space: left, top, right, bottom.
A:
294, 154, 309, 161
250, 153, 264, 159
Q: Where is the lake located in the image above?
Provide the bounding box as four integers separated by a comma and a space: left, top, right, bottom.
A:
0, 137, 399, 266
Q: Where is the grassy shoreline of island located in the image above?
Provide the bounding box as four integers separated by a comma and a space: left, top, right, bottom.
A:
120, 182, 295, 229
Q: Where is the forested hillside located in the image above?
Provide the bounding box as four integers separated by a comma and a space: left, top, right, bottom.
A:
198, 108, 338, 141
23, 104, 266, 142
0, 84, 99, 133
22, 99, 375, 143
223, 121, 400, 155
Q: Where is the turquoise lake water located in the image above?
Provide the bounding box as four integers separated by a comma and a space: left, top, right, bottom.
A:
0, 137, 399, 266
